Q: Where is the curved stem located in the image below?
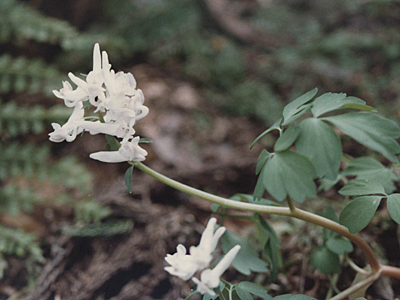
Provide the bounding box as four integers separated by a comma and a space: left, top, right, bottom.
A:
329, 271, 381, 300
134, 162, 381, 272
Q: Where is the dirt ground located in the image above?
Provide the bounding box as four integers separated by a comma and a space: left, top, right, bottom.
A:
1, 64, 400, 300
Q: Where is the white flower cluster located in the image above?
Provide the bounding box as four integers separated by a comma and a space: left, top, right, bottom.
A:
165, 218, 241, 296
49, 43, 148, 163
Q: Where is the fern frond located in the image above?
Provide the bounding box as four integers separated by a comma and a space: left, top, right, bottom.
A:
50, 156, 94, 195
0, 101, 70, 137
62, 220, 133, 237
0, 225, 45, 282
74, 201, 112, 224
0, 142, 50, 180
0, 55, 65, 95
0, 0, 78, 46
0, 183, 38, 215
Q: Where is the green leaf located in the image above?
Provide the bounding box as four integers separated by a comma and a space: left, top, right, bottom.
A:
274, 125, 300, 152
323, 112, 400, 163
311, 247, 341, 274
139, 137, 152, 143
235, 286, 253, 300
274, 295, 317, 300
230, 194, 280, 207
255, 214, 281, 281
311, 93, 375, 117
251, 119, 282, 149
282, 88, 318, 126
221, 229, 269, 275
256, 149, 272, 175
339, 196, 382, 234
82, 100, 91, 109
124, 165, 134, 193
387, 193, 400, 225
326, 237, 353, 255
341, 157, 397, 194
295, 118, 342, 180
260, 151, 317, 203
237, 282, 272, 300
338, 179, 386, 196
105, 134, 120, 151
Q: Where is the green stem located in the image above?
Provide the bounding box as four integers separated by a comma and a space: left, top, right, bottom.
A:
134, 162, 381, 272
329, 271, 381, 300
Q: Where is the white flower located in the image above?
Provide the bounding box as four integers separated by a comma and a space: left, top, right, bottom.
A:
49, 102, 85, 142
52, 81, 88, 107
50, 43, 150, 164
190, 218, 226, 269
89, 136, 147, 163
80, 119, 135, 138
192, 245, 241, 296
164, 244, 198, 281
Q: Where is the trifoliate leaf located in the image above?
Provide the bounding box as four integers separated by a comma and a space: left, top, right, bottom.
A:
237, 282, 272, 300
339, 196, 382, 234
295, 118, 342, 180
311, 247, 341, 274
235, 286, 253, 300
282, 88, 318, 126
256, 149, 272, 175
221, 229, 269, 275
251, 119, 282, 149
387, 193, 400, 225
341, 157, 397, 194
338, 179, 386, 196
124, 165, 134, 193
323, 113, 400, 163
260, 150, 317, 203
274, 125, 300, 152
311, 93, 375, 117
326, 237, 353, 255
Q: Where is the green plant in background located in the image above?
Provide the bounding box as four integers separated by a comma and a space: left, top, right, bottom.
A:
0, 0, 131, 284
3, 0, 400, 297
132, 89, 400, 299
53, 43, 400, 299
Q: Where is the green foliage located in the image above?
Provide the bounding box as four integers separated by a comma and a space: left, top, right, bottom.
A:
253, 89, 400, 203
0, 55, 64, 95
0, 0, 77, 45
311, 207, 352, 274
0, 225, 45, 284
0, 101, 70, 137
0, 183, 38, 215
74, 201, 112, 224
62, 220, 133, 237
221, 229, 269, 276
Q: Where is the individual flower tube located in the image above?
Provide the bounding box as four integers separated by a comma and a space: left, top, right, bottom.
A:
89, 136, 147, 163
192, 245, 241, 296
49, 102, 85, 142
164, 244, 198, 281
189, 218, 226, 269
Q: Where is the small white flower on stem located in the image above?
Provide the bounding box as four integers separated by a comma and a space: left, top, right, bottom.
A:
190, 218, 226, 269
192, 245, 241, 296
89, 136, 147, 163
164, 244, 198, 281
49, 102, 85, 142
52, 81, 88, 107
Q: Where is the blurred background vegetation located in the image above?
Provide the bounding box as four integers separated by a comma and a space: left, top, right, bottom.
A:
1, 0, 400, 294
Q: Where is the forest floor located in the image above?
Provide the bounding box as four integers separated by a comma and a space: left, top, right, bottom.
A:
1, 64, 400, 300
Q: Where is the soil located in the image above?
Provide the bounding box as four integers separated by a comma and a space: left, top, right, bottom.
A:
1, 63, 400, 300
